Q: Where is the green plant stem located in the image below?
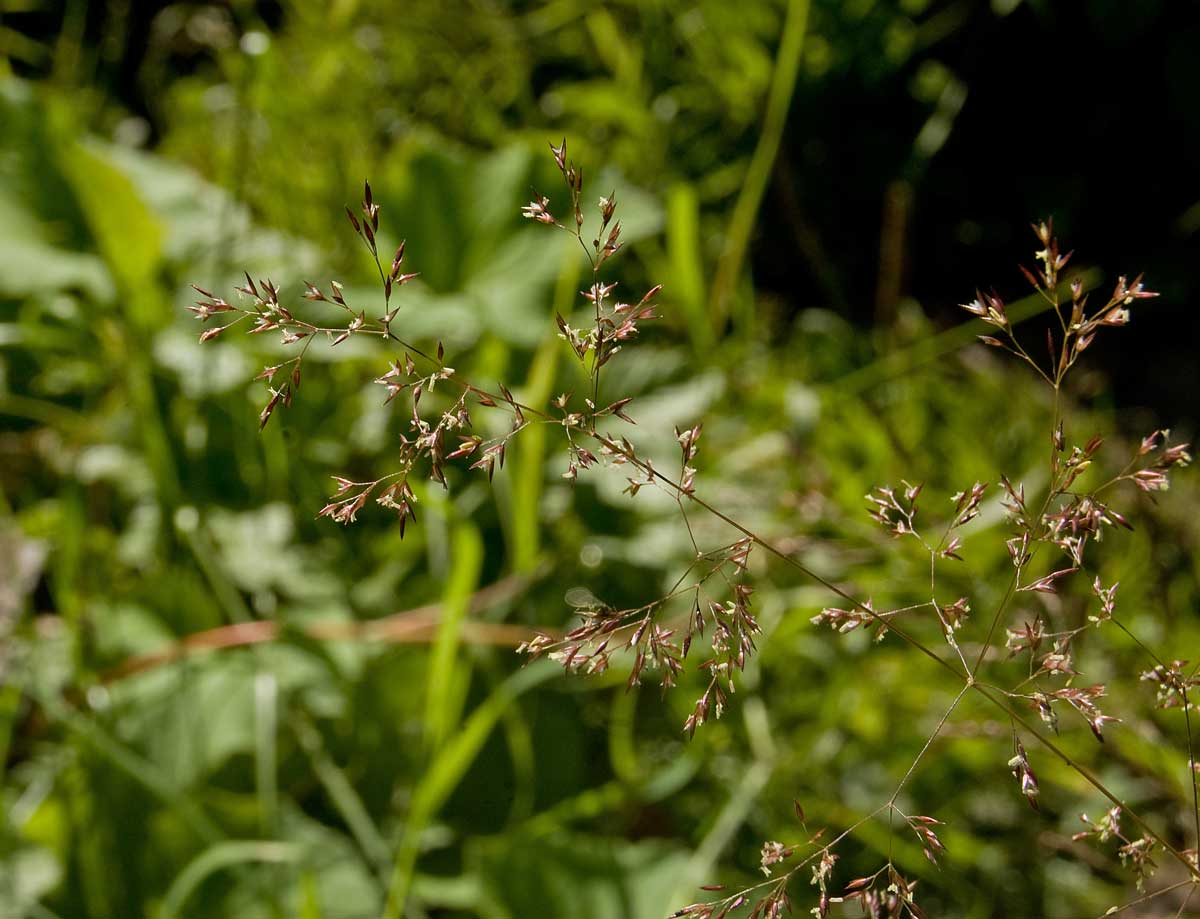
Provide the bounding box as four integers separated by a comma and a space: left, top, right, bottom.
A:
381, 660, 560, 919
671, 705, 775, 906
709, 0, 810, 333
831, 272, 1100, 395
971, 383, 1061, 677
159, 841, 300, 919
291, 713, 391, 888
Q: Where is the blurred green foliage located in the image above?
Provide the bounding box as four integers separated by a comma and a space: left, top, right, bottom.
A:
2, 3, 1199, 919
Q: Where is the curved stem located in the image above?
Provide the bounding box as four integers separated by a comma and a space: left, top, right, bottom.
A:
708, 0, 810, 331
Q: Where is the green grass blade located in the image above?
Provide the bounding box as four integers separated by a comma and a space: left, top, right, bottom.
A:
159, 841, 300, 919
709, 0, 811, 332
665, 183, 712, 354
828, 272, 1102, 396
383, 659, 560, 919
423, 522, 484, 754
291, 713, 391, 886
254, 672, 279, 839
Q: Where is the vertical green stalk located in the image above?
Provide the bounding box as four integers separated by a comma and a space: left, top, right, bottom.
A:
255, 672, 279, 838
423, 523, 484, 754
51, 0, 87, 85
0, 681, 18, 786
291, 713, 391, 885
709, 0, 810, 334
53, 488, 86, 672
666, 183, 713, 354
383, 661, 559, 919
607, 684, 641, 785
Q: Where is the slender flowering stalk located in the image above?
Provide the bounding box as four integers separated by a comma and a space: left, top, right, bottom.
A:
192, 149, 1199, 918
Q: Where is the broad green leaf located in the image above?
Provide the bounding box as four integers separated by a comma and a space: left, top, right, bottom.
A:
55, 138, 163, 327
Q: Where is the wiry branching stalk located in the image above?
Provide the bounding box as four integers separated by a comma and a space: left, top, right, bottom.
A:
192, 149, 1199, 919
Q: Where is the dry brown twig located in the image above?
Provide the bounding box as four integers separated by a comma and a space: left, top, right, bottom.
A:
102, 567, 547, 683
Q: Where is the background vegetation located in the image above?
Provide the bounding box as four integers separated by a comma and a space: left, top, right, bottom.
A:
1, 2, 1197, 917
